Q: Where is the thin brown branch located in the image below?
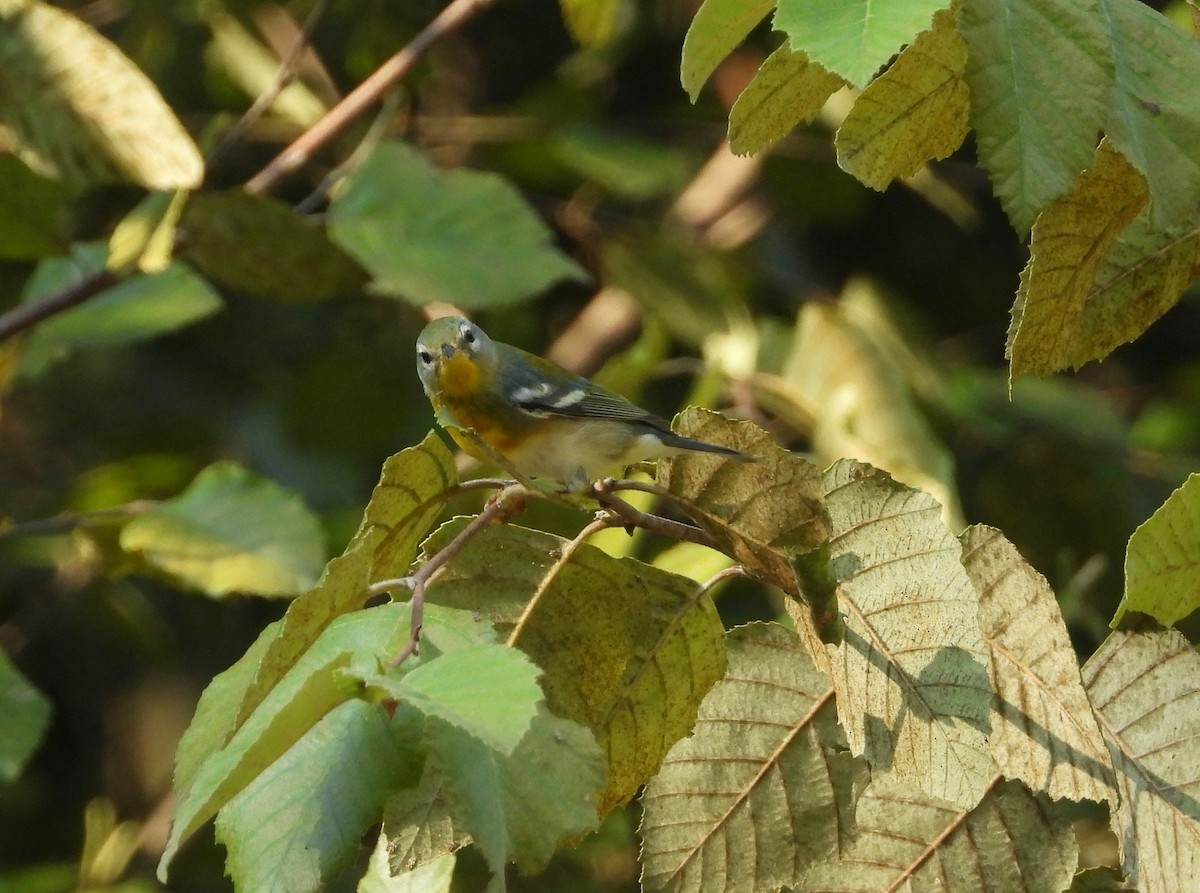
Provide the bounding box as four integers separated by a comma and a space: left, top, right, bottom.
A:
244, 0, 495, 196
0, 500, 159, 540
0, 267, 120, 343
370, 482, 528, 666
205, 0, 329, 176
588, 480, 720, 550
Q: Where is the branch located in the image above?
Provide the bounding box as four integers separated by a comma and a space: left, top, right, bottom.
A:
369, 482, 528, 665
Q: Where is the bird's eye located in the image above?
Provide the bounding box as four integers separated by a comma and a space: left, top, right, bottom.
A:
418, 348, 433, 365
462, 326, 477, 345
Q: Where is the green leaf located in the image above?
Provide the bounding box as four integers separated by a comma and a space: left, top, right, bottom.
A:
119, 461, 325, 599
327, 141, 587, 308
19, 242, 222, 377
428, 521, 727, 815
356, 644, 542, 757
835, 6, 969, 189
0, 651, 51, 782
182, 191, 368, 303
727, 42, 843, 157
1101, 0, 1200, 232
216, 700, 422, 893
381, 759, 468, 874
428, 705, 603, 884
774, 0, 948, 88
107, 190, 187, 275
1082, 623, 1200, 893
822, 459, 994, 809
161, 602, 430, 881
640, 623, 869, 893
959, 0, 1111, 234
799, 778, 1077, 892
680, 0, 775, 101
0, 155, 71, 259
1113, 473, 1200, 629
0, 0, 203, 188
962, 525, 1116, 804
230, 433, 456, 729
548, 126, 692, 198
1007, 140, 1151, 377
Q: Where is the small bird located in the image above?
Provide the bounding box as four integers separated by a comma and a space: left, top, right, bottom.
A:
415, 316, 752, 489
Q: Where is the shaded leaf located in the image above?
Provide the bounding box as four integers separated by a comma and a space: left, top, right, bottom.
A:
355, 644, 542, 756
327, 141, 586, 308
558, 0, 628, 47
1082, 623, 1200, 893
1065, 867, 1138, 893
499, 524, 728, 815
680, 0, 775, 101
822, 459, 994, 808
182, 191, 368, 303
728, 42, 842, 157
549, 125, 692, 199
217, 700, 422, 893
19, 242, 222, 377
0, 650, 51, 782
381, 758, 467, 875
835, 6, 969, 189
774, 0, 947, 88
424, 705, 603, 886
658, 408, 830, 596
1101, 0, 1200, 232
798, 778, 1078, 893
0, 154, 71, 259
120, 461, 325, 599
1112, 473, 1200, 629
962, 525, 1116, 803
1007, 140, 1149, 377
959, 0, 1110, 234
640, 623, 868, 893
0, 0, 202, 188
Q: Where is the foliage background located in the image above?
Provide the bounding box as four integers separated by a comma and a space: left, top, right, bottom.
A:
1, 0, 1199, 891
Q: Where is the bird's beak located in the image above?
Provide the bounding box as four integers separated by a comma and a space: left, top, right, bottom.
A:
440, 344, 457, 359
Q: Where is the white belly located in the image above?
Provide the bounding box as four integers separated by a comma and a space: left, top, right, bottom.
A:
504, 419, 676, 487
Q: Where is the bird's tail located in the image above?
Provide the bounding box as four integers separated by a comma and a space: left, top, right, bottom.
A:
661, 431, 755, 462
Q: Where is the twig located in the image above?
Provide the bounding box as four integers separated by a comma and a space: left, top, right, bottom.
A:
589, 483, 719, 550
205, 0, 329, 175
369, 482, 528, 665
0, 500, 158, 540
244, 0, 495, 196
0, 268, 120, 343
699, 564, 749, 594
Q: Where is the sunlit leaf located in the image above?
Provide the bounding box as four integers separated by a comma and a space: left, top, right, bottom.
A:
962, 525, 1116, 804
774, 0, 947, 88
0, 651, 51, 782
183, 191, 368, 303
0, 0, 203, 188
1064, 866, 1137, 893
327, 141, 587, 308
640, 623, 868, 893
959, 0, 1110, 234
359, 839, 454, 893
798, 777, 1078, 892
1112, 473, 1200, 629
380, 759, 466, 874
680, 0, 775, 101
120, 461, 326, 599
1082, 623, 1200, 893
728, 43, 843, 157
822, 459, 994, 808
1007, 140, 1149, 377
558, 0, 629, 47
836, 7, 969, 189
107, 190, 187, 275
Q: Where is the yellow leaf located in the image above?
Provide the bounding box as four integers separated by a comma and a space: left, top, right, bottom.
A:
1008, 139, 1149, 377
729, 42, 844, 156
836, 6, 969, 189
